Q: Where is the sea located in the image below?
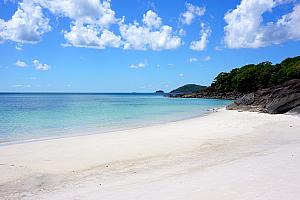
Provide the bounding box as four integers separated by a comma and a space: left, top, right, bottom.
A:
0, 93, 232, 144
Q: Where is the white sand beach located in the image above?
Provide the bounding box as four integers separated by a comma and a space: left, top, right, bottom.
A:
0, 109, 300, 200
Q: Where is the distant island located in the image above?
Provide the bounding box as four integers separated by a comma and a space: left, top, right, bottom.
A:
167, 84, 207, 97
170, 56, 300, 114
155, 90, 165, 94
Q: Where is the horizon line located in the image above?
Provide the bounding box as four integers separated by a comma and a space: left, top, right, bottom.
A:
0, 92, 168, 94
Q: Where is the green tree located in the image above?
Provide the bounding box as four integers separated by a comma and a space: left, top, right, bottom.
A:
210, 56, 300, 94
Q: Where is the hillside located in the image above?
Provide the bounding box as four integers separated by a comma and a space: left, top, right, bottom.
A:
174, 56, 300, 100
170, 84, 207, 94
210, 56, 300, 94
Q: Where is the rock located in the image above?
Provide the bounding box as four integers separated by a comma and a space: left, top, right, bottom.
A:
227, 79, 300, 114
235, 93, 255, 105
171, 90, 243, 100
286, 106, 300, 115
265, 93, 300, 114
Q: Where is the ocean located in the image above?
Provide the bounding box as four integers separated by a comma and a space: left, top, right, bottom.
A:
0, 93, 232, 144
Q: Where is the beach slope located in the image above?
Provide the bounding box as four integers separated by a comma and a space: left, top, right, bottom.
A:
0, 109, 300, 200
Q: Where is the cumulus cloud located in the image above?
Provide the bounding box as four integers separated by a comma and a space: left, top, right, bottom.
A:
129, 62, 147, 69
15, 60, 28, 67
180, 3, 205, 25
37, 0, 116, 27
64, 23, 121, 49
0, 0, 118, 48
44, 0, 119, 49
33, 59, 51, 71
1, 1, 182, 51
190, 23, 211, 51
189, 57, 198, 63
120, 10, 182, 50
143, 10, 162, 28
224, 0, 300, 48
0, 1, 51, 43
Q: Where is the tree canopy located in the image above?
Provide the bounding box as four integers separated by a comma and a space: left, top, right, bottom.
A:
211, 56, 300, 94
170, 84, 207, 94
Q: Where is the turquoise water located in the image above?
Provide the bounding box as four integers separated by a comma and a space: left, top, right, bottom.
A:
0, 93, 232, 144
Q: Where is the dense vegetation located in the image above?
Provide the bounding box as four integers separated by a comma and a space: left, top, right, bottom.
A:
210, 56, 300, 94
170, 84, 207, 94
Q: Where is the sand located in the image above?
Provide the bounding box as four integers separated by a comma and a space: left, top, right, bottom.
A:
0, 109, 299, 200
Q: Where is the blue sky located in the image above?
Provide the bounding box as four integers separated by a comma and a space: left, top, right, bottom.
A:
0, 0, 299, 92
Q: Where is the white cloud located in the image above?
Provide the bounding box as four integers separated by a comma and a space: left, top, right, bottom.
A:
15, 60, 28, 67
63, 9, 181, 50
43, 0, 119, 49
224, 0, 300, 48
190, 23, 211, 51
203, 55, 211, 61
120, 10, 182, 50
130, 62, 147, 69
180, 3, 205, 25
0, 2, 183, 51
0, 1, 51, 43
168, 63, 175, 67
179, 73, 184, 77
64, 22, 121, 49
0, 0, 118, 48
37, 0, 116, 27
120, 24, 181, 50
33, 59, 51, 71
189, 57, 198, 63
143, 10, 162, 28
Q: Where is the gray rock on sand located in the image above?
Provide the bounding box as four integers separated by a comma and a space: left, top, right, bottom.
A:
286, 106, 300, 115
227, 79, 300, 114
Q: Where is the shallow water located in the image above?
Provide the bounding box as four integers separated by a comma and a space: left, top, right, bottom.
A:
0, 93, 232, 144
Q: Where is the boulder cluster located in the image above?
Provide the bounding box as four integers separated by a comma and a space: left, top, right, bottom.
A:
227, 79, 300, 114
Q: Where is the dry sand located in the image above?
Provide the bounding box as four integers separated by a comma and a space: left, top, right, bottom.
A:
0, 109, 299, 200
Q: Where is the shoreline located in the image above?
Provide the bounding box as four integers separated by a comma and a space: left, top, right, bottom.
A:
1, 109, 300, 199
0, 107, 222, 147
